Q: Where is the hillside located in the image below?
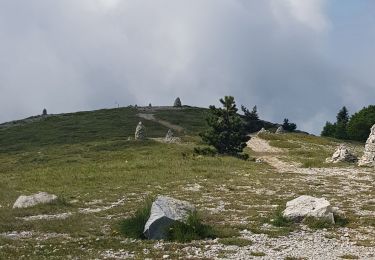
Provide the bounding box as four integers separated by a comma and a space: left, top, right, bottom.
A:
0, 107, 374, 259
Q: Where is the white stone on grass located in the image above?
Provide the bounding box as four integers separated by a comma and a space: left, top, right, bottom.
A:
283, 195, 335, 224
13, 192, 58, 209
326, 144, 357, 163
143, 196, 195, 239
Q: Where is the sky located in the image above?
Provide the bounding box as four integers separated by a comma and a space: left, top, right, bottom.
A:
0, 0, 374, 134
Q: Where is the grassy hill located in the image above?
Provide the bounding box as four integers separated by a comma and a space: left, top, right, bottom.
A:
0, 106, 374, 259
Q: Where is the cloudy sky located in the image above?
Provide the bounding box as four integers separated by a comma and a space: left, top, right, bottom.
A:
0, 0, 374, 134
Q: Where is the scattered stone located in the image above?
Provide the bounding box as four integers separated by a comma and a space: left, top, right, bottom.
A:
13, 192, 58, 209
283, 195, 335, 224
135, 121, 146, 140
20, 212, 72, 221
174, 97, 182, 107
326, 144, 358, 163
275, 126, 285, 134
257, 128, 269, 136
358, 124, 375, 166
143, 196, 195, 239
164, 129, 181, 143
255, 158, 263, 163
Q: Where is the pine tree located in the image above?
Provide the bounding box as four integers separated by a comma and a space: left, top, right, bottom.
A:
321, 121, 336, 137
42, 108, 47, 116
241, 105, 261, 132
282, 118, 297, 132
201, 96, 250, 157
334, 106, 349, 139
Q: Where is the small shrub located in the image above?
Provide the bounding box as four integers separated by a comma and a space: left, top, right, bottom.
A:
119, 197, 153, 239
167, 211, 216, 242
271, 208, 293, 227
303, 217, 333, 229
251, 251, 266, 257
194, 146, 217, 156
219, 237, 252, 247
340, 254, 359, 259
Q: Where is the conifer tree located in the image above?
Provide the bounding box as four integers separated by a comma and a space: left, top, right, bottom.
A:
201, 96, 250, 157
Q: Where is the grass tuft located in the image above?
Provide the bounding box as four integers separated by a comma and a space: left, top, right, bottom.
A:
119, 197, 153, 239
167, 211, 216, 242
219, 237, 252, 247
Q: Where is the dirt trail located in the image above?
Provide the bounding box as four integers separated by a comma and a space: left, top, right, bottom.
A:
247, 136, 298, 172
137, 113, 184, 132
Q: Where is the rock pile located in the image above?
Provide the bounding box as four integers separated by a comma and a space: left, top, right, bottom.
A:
13, 192, 58, 209
143, 196, 195, 239
173, 97, 182, 107
275, 126, 285, 134
283, 195, 335, 224
257, 128, 269, 136
164, 129, 181, 143
326, 144, 357, 163
135, 122, 146, 140
358, 124, 375, 167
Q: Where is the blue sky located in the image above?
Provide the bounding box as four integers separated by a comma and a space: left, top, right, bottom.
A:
0, 0, 374, 134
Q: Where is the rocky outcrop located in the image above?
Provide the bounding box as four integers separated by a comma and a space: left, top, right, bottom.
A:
13, 192, 58, 209
275, 126, 285, 134
135, 121, 146, 140
143, 196, 195, 239
326, 144, 357, 163
359, 124, 375, 167
283, 195, 335, 224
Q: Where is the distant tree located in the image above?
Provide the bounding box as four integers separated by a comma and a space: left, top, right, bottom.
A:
334, 106, 349, 139
149, 103, 152, 107
42, 108, 47, 116
321, 121, 336, 137
241, 105, 262, 133
200, 96, 250, 158
174, 97, 182, 107
282, 118, 297, 132
347, 105, 375, 141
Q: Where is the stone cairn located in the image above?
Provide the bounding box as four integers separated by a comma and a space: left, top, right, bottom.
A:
135, 121, 146, 140
173, 97, 182, 107
164, 129, 181, 143
257, 127, 269, 136
275, 126, 285, 134
358, 124, 375, 167
326, 144, 357, 163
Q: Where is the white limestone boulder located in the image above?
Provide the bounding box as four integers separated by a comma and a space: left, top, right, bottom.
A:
283, 195, 335, 224
275, 126, 285, 134
359, 124, 375, 167
143, 196, 195, 239
326, 144, 357, 163
13, 192, 58, 209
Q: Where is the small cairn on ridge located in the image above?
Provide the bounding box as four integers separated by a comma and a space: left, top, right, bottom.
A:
358, 124, 375, 167
135, 121, 146, 140
326, 144, 357, 163
164, 129, 181, 143
275, 126, 285, 134
257, 127, 269, 136
173, 97, 182, 107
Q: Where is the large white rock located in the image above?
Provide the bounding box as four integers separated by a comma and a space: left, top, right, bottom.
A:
326, 144, 357, 163
359, 124, 375, 167
164, 129, 181, 143
283, 195, 335, 224
13, 192, 58, 209
143, 196, 195, 239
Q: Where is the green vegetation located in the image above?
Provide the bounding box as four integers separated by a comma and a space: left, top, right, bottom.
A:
119, 197, 153, 239
282, 118, 297, 132
250, 251, 266, 257
347, 105, 375, 141
200, 96, 250, 158
322, 105, 375, 141
340, 254, 359, 259
219, 237, 253, 247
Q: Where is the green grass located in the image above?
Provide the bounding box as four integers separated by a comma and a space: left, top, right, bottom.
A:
119, 197, 153, 239
251, 251, 266, 256
219, 237, 253, 247
340, 254, 359, 259
0, 106, 373, 258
